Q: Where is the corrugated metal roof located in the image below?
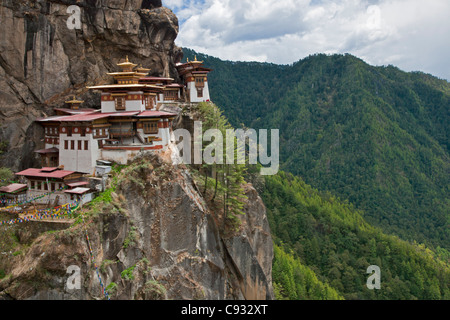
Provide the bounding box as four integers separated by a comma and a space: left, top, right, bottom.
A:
136, 110, 177, 118
0, 183, 27, 194
66, 181, 89, 188
64, 187, 91, 194
104, 111, 140, 117
15, 168, 76, 179
57, 113, 110, 122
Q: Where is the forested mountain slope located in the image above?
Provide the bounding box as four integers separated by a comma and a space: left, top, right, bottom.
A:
183, 49, 450, 249
264, 171, 449, 300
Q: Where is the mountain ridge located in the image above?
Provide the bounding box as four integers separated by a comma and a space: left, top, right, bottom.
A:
183, 48, 449, 249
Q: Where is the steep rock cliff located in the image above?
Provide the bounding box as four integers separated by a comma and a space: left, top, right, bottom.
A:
0, 0, 182, 170
0, 152, 274, 300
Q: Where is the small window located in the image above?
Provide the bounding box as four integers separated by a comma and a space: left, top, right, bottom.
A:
30, 181, 35, 189
71, 141, 75, 150
44, 182, 48, 191
195, 77, 205, 86
51, 183, 55, 191
145, 96, 155, 110
115, 97, 125, 110
98, 140, 103, 149
143, 122, 158, 134
78, 140, 82, 150
64, 140, 68, 150
67, 127, 72, 137
197, 88, 203, 98
85, 141, 89, 150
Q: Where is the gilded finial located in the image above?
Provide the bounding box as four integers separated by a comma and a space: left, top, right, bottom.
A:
194, 55, 197, 61
126, 55, 129, 62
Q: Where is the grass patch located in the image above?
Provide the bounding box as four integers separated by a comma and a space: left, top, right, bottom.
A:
121, 265, 136, 281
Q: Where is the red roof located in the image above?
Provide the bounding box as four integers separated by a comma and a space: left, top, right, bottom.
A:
136, 111, 177, 118
57, 112, 110, 122
66, 181, 89, 188
0, 183, 27, 194
15, 168, 76, 179
64, 187, 90, 195
104, 111, 140, 117
165, 83, 184, 88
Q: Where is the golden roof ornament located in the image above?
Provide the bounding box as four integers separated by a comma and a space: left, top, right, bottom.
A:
65, 95, 84, 104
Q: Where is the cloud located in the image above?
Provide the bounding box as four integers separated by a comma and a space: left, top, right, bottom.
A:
170, 0, 450, 80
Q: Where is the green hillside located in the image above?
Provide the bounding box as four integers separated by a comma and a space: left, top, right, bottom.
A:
189, 101, 449, 300
265, 171, 450, 300
183, 49, 450, 249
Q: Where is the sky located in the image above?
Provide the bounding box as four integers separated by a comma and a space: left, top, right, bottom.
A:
164, 0, 450, 81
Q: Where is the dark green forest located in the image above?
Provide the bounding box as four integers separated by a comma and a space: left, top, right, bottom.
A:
265, 171, 449, 300
183, 48, 450, 300
183, 48, 449, 250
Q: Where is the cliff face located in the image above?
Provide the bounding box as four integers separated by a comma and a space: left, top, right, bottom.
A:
0, 1, 275, 300
0, 0, 182, 170
0, 152, 274, 300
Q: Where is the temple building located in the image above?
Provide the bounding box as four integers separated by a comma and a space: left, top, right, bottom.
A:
34, 57, 181, 174
14, 167, 90, 205
5, 56, 213, 207
176, 56, 212, 103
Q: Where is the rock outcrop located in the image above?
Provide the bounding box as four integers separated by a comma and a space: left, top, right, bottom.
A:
0, 0, 182, 170
0, 1, 275, 301
0, 153, 274, 300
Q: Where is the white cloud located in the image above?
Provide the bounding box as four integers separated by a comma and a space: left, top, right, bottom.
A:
169, 0, 450, 80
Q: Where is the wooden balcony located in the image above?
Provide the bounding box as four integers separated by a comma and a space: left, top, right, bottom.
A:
109, 129, 135, 138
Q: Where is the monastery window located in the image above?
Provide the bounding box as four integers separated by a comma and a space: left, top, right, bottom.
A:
64, 140, 68, 150
51, 183, 55, 192
195, 77, 205, 87
71, 141, 75, 150
115, 97, 125, 110
78, 140, 82, 150
98, 140, 103, 149
67, 127, 72, 137
164, 90, 178, 101
143, 122, 158, 134
30, 181, 35, 190
85, 141, 89, 150
44, 182, 48, 191
145, 96, 155, 110
80, 128, 86, 137
197, 88, 203, 98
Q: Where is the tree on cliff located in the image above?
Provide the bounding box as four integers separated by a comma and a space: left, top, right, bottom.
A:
194, 102, 248, 230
